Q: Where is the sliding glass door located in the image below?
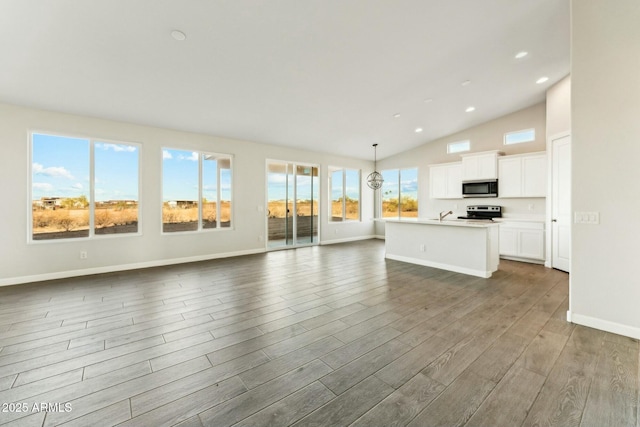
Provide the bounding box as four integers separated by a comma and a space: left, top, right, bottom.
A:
267, 161, 319, 249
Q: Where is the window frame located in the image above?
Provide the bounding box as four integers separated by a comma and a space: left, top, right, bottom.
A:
28, 130, 142, 243
161, 148, 234, 234
447, 140, 471, 154
504, 128, 536, 145
328, 167, 361, 222
380, 167, 419, 219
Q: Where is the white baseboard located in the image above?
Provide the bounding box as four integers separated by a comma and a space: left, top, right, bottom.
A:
500, 255, 545, 265
385, 254, 493, 279
374, 234, 385, 240
0, 248, 266, 287
568, 311, 640, 340
320, 235, 378, 245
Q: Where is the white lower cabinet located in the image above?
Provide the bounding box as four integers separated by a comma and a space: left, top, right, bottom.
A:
498, 221, 545, 263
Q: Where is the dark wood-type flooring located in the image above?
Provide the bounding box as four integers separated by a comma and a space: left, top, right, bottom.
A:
0, 240, 638, 426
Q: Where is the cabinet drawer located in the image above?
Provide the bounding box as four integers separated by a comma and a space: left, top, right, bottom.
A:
498, 221, 544, 230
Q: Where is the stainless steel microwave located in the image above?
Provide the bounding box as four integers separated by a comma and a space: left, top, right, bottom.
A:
462, 179, 498, 198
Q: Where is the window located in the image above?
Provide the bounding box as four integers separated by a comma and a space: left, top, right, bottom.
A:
504, 129, 535, 145
381, 168, 418, 218
447, 140, 471, 154
31, 133, 139, 241
329, 168, 360, 222
162, 149, 232, 232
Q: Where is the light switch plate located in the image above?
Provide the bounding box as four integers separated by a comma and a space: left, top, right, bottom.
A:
574, 211, 600, 224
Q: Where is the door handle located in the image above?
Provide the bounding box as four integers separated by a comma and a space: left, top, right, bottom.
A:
552, 219, 557, 222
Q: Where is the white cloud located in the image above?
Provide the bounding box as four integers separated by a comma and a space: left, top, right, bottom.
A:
72, 183, 83, 190
32, 163, 74, 179
179, 152, 199, 161
32, 182, 53, 191
102, 143, 136, 152
162, 150, 173, 160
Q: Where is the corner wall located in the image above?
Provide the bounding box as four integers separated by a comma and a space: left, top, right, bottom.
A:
570, 0, 640, 338
0, 103, 375, 285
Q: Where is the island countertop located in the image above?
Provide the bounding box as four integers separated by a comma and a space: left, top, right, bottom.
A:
378, 217, 500, 228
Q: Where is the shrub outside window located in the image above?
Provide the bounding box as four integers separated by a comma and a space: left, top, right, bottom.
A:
30, 132, 140, 241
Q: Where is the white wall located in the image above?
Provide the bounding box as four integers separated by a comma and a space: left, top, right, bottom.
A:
546, 75, 571, 138
374, 103, 547, 236
0, 103, 375, 285
570, 0, 640, 338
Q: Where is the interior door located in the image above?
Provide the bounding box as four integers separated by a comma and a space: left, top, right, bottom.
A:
267, 161, 318, 249
551, 134, 571, 272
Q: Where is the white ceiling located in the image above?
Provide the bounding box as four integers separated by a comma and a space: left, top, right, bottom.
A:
0, 0, 569, 160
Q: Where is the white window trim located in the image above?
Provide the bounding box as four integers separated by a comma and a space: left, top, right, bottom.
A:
380, 167, 419, 218
161, 148, 234, 234
447, 140, 471, 154
28, 130, 142, 244
504, 128, 535, 145
329, 167, 361, 222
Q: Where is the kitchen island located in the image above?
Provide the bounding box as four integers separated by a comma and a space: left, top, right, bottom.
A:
383, 218, 500, 278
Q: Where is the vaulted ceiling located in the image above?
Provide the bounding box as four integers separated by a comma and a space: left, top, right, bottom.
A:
0, 0, 569, 159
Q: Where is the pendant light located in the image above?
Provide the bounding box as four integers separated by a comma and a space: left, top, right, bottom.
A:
366, 144, 384, 190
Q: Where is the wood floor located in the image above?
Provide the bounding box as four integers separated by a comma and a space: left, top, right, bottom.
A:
0, 240, 638, 427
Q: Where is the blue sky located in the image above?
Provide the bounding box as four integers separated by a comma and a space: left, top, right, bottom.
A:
381, 168, 418, 200
32, 133, 139, 202
162, 149, 231, 202
268, 166, 319, 202
330, 169, 360, 201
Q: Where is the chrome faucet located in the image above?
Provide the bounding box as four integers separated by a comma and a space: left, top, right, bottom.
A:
439, 210, 453, 222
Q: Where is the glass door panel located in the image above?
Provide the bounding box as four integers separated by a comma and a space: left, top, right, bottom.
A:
267, 162, 319, 249
267, 162, 291, 249
295, 165, 319, 244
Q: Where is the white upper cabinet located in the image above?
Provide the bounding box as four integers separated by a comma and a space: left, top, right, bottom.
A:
429, 162, 462, 199
498, 152, 547, 198
460, 151, 503, 181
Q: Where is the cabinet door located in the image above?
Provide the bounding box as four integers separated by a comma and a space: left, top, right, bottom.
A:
522, 154, 547, 197
498, 157, 522, 197
478, 154, 498, 179
518, 230, 545, 259
461, 156, 480, 181
429, 165, 447, 199
499, 227, 518, 256
462, 153, 498, 180
446, 164, 462, 198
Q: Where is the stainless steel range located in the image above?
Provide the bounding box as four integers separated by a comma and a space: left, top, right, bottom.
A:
457, 205, 502, 221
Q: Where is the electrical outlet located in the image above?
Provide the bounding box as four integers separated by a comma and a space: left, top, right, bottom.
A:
79, 251, 88, 259
419, 244, 426, 252
528, 204, 534, 211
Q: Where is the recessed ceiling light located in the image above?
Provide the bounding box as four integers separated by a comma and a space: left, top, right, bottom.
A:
171, 30, 187, 41
424, 98, 433, 103
465, 106, 476, 112
393, 113, 401, 118
515, 51, 528, 59
461, 80, 471, 86
415, 128, 423, 133
536, 76, 549, 84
